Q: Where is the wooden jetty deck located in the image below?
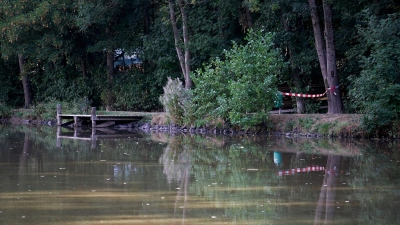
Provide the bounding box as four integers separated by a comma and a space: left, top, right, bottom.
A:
56, 104, 143, 128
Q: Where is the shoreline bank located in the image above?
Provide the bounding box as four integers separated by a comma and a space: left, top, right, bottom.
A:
3, 113, 396, 140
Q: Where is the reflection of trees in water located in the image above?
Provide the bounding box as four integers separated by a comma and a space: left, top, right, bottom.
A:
1, 126, 166, 188
19, 132, 32, 174
159, 135, 279, 223
347, 146, 400, 224
314, 155, 341, 225
158, 134, 400, 224
18, 131, 45, 174
3, 126, 400, 224
160, 136, 192, 222
113, 163, 143, 182
274, 137, 362, 156
160, 138, 192, 184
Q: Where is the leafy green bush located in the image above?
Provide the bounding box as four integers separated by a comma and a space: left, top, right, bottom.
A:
349, 13, 400, 132
32, 97, 91, 120
298, 117, 314, 132
65, 97, 92, 114
159, 77, 191, 125
316, 122, 332, 135
191, 29, 284, 128
111, 71, 164, 111
0, 101, 12, 118
284, 120, 296, 132
32, 65, 94, 103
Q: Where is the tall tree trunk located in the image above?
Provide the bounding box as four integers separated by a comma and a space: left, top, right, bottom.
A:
239, 3, 253, 31
106, 51, 114, 111
282, 16, 306, 114
323, 2, 343, 114
105, 25, 115, 111
18, 54, 32, 109
144, 6, 151, 34
309, 0, 343, 114
178, 0, 192, 89
168, 0, 192, 89
309, 0, 328, 84
245, 6, 253, 29
80, 55, 87, 78
294, 72, 306, 114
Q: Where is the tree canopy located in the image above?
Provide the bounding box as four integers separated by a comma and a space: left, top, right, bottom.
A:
0, 0, 399, 131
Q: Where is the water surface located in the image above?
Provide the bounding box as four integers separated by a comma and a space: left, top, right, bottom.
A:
0, 125, 399, 224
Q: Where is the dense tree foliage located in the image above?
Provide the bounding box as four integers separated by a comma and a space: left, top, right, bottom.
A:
349, 12, 400, 133
0, 0, 399, 131
254, 0, 317, 113
191, 30, 283, 127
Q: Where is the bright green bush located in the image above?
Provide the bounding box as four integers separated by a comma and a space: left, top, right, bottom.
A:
191, 29, 284, 127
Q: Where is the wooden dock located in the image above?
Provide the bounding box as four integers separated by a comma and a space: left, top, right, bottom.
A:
56, 104, 143, 128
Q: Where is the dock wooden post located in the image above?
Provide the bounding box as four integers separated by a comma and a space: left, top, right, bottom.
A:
74, 116, 82, 127
91, 107, 97, 128
56, 126, 61, 147
91, 128, 97, 149
74, 127, 82, 136
57, 104, 62, 126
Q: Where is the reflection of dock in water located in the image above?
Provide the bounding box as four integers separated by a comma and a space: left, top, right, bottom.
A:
56, 127, 142, 148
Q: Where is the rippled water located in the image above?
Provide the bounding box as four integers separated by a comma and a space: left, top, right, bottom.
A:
0, 125, 399, 224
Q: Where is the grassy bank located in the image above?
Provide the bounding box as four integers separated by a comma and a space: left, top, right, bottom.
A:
268, 114, 365, 138
151, 113, 367, 138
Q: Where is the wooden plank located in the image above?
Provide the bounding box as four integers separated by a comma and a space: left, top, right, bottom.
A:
59, 114, 91, 117
74, 116, 82, 127
57, 136, 92, 141
269, 109, 295, 114
58, 114, 142, 120
95, 121, 116, 128
95, 128, 117, 134
92, 134, 142, 139
94, 116, 143, 121
61, 120, 75, 126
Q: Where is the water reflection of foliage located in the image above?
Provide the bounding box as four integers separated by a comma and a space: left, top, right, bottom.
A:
270, 137, 364, 156
160, 134, 282, 222
347, 142, 400, 224
3, 125, 400, 224
158, 133, 400, 224
0, 125, 167, 177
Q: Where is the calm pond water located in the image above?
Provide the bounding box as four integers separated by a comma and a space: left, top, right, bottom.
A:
0, 125, 399, 225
